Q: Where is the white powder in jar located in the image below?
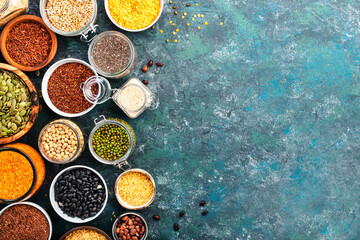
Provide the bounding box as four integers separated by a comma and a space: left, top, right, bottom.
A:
117, 85, 146, 111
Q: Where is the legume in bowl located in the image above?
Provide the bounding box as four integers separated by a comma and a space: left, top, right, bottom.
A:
59, 226, 111, 240
41, 58, 97, 117
105, 0, 163, 32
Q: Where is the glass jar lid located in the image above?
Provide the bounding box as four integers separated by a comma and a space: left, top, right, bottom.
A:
81, 76, 112, 104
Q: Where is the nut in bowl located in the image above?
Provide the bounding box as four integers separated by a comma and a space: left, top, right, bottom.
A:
115, 169, 156, 210
105, 0, 163, 32
49, 165, 108, 223
112, 212, 148, 240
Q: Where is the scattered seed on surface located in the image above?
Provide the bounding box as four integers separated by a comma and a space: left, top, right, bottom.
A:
201, 14, 204, 17
152, 26, 155, 29
193, 15, 197, 18
172, 5, 176, 9
196, 3, 199, 6
156, 62, 164, 67
186, 3, 191, 7
179, 210, 185, 217
204, 22, 208, 25
142, 80, 149, 85
174, 11, 178, 15
198, 26, 201, 29
176, 29, 179, 32
201, 210, 209, 216
160, 30, 163, 33
142, 65, 148, 72
200, 200, 206, 206
153, 215, 160, 221
181, 16, 185, 19
172, 23, 175, 26
174, 39, 177, 43
148, 60, 153, 67
220, 22, 224, 25
169, 20, 172, 24
173, 31, 176, 35
173, 223, 180, 231
166, 39, 169, 42
197, 14, 201, 17
187, 23, 190, 26
184, 12, 187, 16
169, 0, 172, 3
192, 18, 195, 21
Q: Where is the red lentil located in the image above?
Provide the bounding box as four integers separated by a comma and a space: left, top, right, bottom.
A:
47, 63, 94, 114
6, 21, 52, 67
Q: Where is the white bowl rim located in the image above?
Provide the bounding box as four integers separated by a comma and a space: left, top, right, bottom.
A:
41, 58, 97, 118
0, 201, 53, 240
49, 165, 108, 223
104, 0, 164, 32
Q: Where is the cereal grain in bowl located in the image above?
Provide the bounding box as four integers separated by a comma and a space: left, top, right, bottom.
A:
0, 203, 51, 240
46, 0, 94, 32
47, 62, 95, 114
64, 229, 107, 240
115, 169, 155, 209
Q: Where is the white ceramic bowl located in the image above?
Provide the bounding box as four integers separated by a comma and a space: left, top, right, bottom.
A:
104, 0, 163, 32
0, 201, 53, 240
49, 165, 108, 223
42, 58, 97, 117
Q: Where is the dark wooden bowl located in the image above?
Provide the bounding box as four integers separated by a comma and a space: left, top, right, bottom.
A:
0, 63, 39, 145
59, 226, 112, 240
0, 15, 57, 71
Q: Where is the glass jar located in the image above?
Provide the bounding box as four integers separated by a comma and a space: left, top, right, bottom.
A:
82, 76, 159, 118
38, 119, 85, 164
0, 0, 28, 27
39, 0, 99, 40
0, 147, 37, 204
88, 31, 137, 79
88, 115, 135, 169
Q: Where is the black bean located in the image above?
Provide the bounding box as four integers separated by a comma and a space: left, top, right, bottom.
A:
90, 212, 97, 217
179, 210, 185, 217
201, 210, 208, 216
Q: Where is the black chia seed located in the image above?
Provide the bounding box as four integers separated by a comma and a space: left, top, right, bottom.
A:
93, 35, 131, 73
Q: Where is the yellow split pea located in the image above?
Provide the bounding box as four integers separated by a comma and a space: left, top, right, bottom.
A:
108, 0, 161, 30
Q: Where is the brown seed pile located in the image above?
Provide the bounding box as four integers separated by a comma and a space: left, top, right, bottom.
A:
0, 204, 50, 240
93, 35, 130, 73
116, 215, 146, 240
47, 62, 94, 114
46, 0, 94, 32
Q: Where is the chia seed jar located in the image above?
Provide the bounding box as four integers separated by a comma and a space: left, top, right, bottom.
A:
88, 115, 136, 169
38, 119, 85, 164
88, 31, 137, 79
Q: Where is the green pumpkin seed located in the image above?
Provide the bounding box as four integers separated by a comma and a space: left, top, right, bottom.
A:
11, 123, 17, 130
19, 110, 27, 116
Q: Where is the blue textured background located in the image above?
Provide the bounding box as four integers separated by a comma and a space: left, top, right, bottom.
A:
1, 0, 360, 239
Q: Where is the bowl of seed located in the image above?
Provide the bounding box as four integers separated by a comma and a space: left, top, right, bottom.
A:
112, 212, 148, 240
105, 0, 163, 32
39, 0, 98, 38
59, 226, 111, 240
49, 165, 108, 223
115, 169, 156, 210
0, 63, 39, 144
88, 115, 136, 168
0, 202, 52, 240
42, 58, 97, 117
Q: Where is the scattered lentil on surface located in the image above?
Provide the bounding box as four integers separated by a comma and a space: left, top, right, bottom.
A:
47, 63, 94, 114
117, 171, 154, 207
0, 150, 33, 200
6, 21, 52, 67
93, 35, 131, 73
108, 0, 161, 30
46, 0, 94, 32
64, 229, 107, 240
0, 204, 50, 240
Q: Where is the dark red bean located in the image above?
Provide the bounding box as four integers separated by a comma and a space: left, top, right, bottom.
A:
179, 210, 185, 217
201, 210, 208, 216
148, 60, 153, 67
199, 200, 206, 206
153, 215, 160, 221
173, 223, 180, 231
142, 80, 149, 85
186, 3, 191, 6
156, 62, 164, 67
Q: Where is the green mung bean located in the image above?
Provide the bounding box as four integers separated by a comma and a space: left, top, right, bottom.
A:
92, 124, 130, 161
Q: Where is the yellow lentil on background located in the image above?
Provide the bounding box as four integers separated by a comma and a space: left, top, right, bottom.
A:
108, 0, 161, 30
173, 31, 176, 35
220, 22, 224, 25
174, 39, 177, 43
160, 30, 163, 33
117, 172, 154, 206
184, 12, 187, 16
193, 15, 197, 18
187, 23, 190, 26
192, 18, 195, 21
175, 29, 179, 32
169, 20, 172, 24
198, 26, 201, 29
172, 23, 175, 26
166, 39, 169, 42
197, 14, 201, 17
201, 14, 204, 17
196, 3, 199, 6
204, 22, 208, 25
181, 16, 185, 19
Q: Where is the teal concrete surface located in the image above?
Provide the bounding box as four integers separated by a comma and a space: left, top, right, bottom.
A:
1, 0, 360, 239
